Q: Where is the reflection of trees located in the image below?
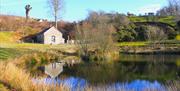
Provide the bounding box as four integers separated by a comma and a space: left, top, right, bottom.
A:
165, 80, 180, 91
62, 62, 178, 84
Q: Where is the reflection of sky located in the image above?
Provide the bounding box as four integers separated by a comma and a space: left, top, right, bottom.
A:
33, 77, 166, 91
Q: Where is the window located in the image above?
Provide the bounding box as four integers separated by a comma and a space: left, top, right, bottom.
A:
51, 36, 56, 42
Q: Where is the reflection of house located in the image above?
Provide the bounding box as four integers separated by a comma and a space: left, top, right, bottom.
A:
21, 26, 67, 44
45, 63, 65, 78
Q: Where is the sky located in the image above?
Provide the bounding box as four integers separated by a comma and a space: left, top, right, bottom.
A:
0, 0, 168, 22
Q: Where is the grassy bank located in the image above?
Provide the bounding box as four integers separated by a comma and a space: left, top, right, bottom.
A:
117, 40, 180, 54
117, 40, 180, 47
117, 41, 148, 47
0, 32, 17, 43
1, 40, 180, 60
0, 43, 77, 60
129, 16, 176, 26
0, 62, 69, 91
0, 48, 21, 60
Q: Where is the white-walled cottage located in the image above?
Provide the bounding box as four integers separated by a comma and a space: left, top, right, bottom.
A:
21, 26, 66, 44
36, 26, 64, 44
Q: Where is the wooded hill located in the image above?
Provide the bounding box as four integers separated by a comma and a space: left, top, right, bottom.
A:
0, 13, 179, 43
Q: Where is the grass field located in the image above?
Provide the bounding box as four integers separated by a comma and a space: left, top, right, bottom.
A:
0, 48, 21, 60
0, 32, 17, 43
1, 40, 180, 60
117, 40, 180, 47
129, 16, 176, 26
117, 41, 148, 46
0, 43, 77, 61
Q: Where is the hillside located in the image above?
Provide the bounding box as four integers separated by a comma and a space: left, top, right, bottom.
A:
129, 16, 176, 26
0, 15, 179, 43
0, 15, 75, 42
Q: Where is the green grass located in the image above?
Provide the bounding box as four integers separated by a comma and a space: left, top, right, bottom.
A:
0, 43, 76, 52
158, 16, 176, 26
129, 16, 176, 26
117, 41, 148, 47
0, 32, 16, 43
0, 43, 76, 60
117, 40, 180, 47
150, 40, 180, 44
0, 48, 26, 60
129, 16, 147, 22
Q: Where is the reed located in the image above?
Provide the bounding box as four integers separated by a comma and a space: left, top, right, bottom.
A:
0, 62, 69, 91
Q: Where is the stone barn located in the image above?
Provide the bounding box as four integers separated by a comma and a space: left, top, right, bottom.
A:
21, 26, 65, 44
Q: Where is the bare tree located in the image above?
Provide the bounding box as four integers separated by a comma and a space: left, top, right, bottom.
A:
25, 4, 32, 21
75, 21, 115, 61
48, 0, 64, 28
168, 0, 180, 19
95, 24, 114, 59
157, 0, 180, 20
75, 23, 95, 60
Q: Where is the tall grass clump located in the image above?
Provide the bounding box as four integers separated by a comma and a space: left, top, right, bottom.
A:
0, 62, 35, 91
0, 83, 9, 91
0, 62, 69, 91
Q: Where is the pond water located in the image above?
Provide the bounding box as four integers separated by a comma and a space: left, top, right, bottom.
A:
34, 54, 180, 91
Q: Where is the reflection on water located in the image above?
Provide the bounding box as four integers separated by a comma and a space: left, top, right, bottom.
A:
62, 62, 179, 84
35, 54, 180, 91
33, 77, 167, 91
119, 54, 180, 62
45, 62, 65, 78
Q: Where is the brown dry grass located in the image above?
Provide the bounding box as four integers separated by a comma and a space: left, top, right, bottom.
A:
0, 61, 179, 91
0, 62, 69, 91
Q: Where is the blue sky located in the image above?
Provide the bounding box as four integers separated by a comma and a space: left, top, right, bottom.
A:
0, 0, 168, 22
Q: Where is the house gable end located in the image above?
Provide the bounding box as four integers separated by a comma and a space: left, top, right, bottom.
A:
43, 26, 65, 44
44, 27, 63, 36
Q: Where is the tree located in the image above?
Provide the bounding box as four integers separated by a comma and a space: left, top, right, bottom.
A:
117, 26, 136, 42
146, 26, 167, 41
157, 0, 180, 21
75, 23, 94, 60
75, 22, 115, 61
25, 4, 32, 21
109, 13, 130, 31
135, 25, 149, 41
95, 24, 114, 60
48, 0, 64, 28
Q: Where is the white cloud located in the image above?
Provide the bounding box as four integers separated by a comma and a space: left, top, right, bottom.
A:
137, 4, 161, 14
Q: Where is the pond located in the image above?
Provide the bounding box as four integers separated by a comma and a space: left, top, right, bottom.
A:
34, 54, 180, 91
